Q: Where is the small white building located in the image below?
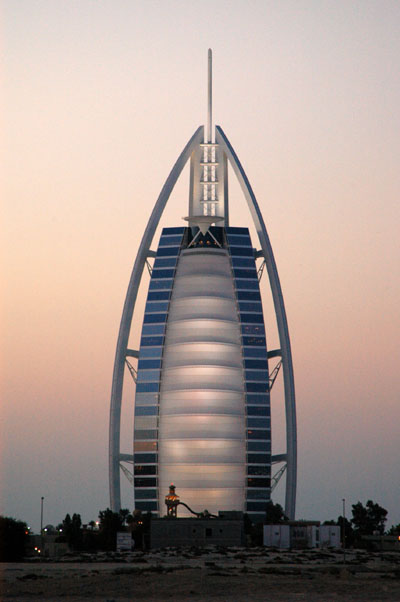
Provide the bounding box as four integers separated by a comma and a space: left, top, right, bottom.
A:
264, 522, 341, 549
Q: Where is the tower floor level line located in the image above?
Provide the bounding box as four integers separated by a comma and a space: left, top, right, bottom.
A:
109, 50, 297, 520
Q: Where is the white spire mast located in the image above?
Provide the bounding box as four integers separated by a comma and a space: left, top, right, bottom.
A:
207, 48, 212, 143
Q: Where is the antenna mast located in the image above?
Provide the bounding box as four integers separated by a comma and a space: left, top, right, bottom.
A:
207, 48, 212, 143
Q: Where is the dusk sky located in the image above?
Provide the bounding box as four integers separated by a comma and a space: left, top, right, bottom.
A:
2, 0, 399, 532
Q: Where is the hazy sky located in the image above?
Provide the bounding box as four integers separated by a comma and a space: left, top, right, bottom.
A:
2, 0, 399, 532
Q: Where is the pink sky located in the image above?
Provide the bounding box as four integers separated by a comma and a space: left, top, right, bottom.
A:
2, 0, 400, 531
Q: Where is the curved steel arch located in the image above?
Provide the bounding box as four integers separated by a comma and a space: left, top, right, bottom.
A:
109, 126, 204, 511
216, 126, 297, 519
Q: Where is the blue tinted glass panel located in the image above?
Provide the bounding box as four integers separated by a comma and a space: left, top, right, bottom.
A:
147, 291, 170, 301
246, 382, 267, 392
134, 488, 157, 499
246, 501, 268, 511
135, 406, 158, 416
228, 236, 252, 247
225, 227, 249, 235
239, 302, 263, 313
156, 247, 180, 257
247, 406, 269, 416
242, 324, 265, 335
140, 336, 164, 346
245, 371, 268, 382
242, 336, 266, 347
243, 347, 267, 359
234, 268, 257, 279
151, 269, 175, 279
161, 227, 185, 235
247, 441, 271, 452
134, 453, 157, 463
137, 370, 160, 383
153, 257, 177, 268
247, 429, 270, 440
229, 246, 254, 257
134, 428, 158, 439
149, 279, 173, 290
247, 418, 270, 429
136, 383, 159, 393
158, 235, 183, 246
237, 290, 261, 301
246, 489, 269, 500
231, 257, 255, 268
235, 279, 259, 290
145, 302, 169, 313
144, 313, 167, 324
247, 477, 271, 488
246, 394, 269, 405
240, 313, 264, 324
142, 324, 165, 335
138, 359, 162, 370
139, 347, 163, 358
135, 501, 158, 511
134, 477, 157, 487
247, 454, 270, 464
134, 465, 157, 475
245, 359, 268, 370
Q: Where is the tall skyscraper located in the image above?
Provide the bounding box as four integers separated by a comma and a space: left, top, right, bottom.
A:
109, 51, 297, 521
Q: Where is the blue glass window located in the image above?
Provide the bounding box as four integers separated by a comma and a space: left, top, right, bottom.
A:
151, 268, 175, 279
246, 501, 268, 511
231, 257, 255, 268
243, 347, 267, 359
134, 428, 158, 439
248, 441, 271, 452
137, 370, 160, 383
144, 313, 167, 324
161, 227, 185, 235
245, 371, 268, 382
136, 383, 159, 393
229, 246, 254, 257
138, 359, 162, 370
247, 462, 270, 475
247, 429, 269, 440
158, 235, 183, 246
149, 279, 173, 290
247, 406, 269, 416
140, 336, 164, 346
237, 290, 261, 301
134, 477, 157, 487
226, 227, 249, 235
134, 488, 157, 499
142, 324, 165, 335
246, 489, 269, 500
247, 453, 270, 464
153, 257, 177, 268
247, 418, 270, 429
147, 291, 170, 301
227, 235, 252, 247
239, 302, 263, 313
246, 393, 269, 404
240, 313, 264, 324
145, 301, 169, 313
135, 501, 158, 511
234, 268, 257, 279
134, 465, 157, 475
235, 279, 259, 290
156, 247, 180, 257
247, 477, 271, 488
242, 324, 265, 335
242, 336, 266, 347
135, 406, 158, 416
139, 347, 163, 358
245, 359, 268, 370
246, 382, 267, 393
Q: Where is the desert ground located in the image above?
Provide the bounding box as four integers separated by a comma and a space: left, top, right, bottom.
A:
2, 547, 400, 601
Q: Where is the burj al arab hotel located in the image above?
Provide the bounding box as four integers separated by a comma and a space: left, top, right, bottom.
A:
109, 51, 297, 522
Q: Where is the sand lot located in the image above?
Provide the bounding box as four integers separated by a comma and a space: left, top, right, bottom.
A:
2, 548, 400, 601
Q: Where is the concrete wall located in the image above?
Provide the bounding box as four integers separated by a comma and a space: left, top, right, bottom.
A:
150, 518, 244, 548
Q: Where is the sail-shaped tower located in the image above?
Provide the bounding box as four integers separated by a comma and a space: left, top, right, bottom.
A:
109, 51, 297, 521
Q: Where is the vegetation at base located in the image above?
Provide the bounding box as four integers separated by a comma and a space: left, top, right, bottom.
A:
0, 516, 29, 561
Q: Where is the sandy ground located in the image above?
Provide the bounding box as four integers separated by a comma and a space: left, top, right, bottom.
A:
1, 547, 400, 601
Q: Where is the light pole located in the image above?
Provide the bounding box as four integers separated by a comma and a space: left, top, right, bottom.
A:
40, 496, 44, 555
342, 498, 346, 564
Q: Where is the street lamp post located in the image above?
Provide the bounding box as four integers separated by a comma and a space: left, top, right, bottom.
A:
342, 498, 346, 564
40, 496, 44, 555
